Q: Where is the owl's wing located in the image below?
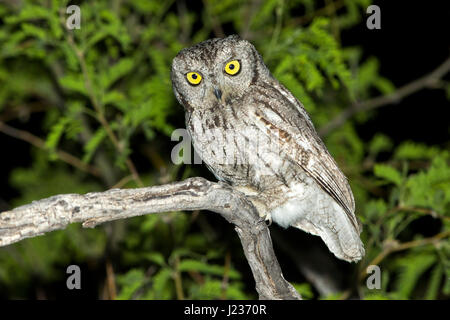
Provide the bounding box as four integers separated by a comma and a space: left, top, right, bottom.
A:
251, 82, 360, 233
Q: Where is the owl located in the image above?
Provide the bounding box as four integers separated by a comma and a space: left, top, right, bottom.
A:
171, 35, 364, 262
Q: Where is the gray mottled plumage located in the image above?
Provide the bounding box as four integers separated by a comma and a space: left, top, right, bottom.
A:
171, 35, 364, 262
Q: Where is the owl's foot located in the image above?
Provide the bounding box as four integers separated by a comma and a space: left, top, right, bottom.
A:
245, 195, 272, 226
256, 213, 272, 226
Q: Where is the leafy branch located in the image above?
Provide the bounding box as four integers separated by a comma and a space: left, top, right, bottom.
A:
65, 31, 143, 187
359, 230, 450, 281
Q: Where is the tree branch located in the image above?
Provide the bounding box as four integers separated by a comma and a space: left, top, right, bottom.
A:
0, 177, 301, 300
319, 55, 450, 137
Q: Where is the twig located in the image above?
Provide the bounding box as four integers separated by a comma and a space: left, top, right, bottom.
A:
221, 251, 231, 299
0, 177, 301, 300
105, 259, 117, 300
266, 0, 284, 60
66, 33, 143, 187
173, 255, 185, 300
0, 103, 48, 122
359, 230, 450, 281
394, 206, 449, 221
319, 56, 450, 137
109, 175, 134, 189
289, 0, 345, 26
364, 205, 448, 258
325, 0, 341, 42
202, 0, 225, 38
240, 0, 262, 39
46, 54, 119, 187
188, 270, 204, 285
0, 121, 101, 177
176, 0, 190, 45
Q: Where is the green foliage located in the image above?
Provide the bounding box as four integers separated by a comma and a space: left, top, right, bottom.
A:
361, 150, 450, 299
393, 252, 436, 299
292, 282, 314, 300
177, 259, 241, 280
0, 0, 448, 300
368, 134, 393, 156
374, 164, 403, 186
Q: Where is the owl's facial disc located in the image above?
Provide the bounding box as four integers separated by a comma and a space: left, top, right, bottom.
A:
171, 35, 271, 110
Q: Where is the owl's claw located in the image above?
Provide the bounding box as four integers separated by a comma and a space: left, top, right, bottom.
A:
256, 214, 272, 227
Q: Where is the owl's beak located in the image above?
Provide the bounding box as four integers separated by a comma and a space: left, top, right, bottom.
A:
213, 88, 222, 101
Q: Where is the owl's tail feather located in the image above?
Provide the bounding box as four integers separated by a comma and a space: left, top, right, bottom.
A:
293, 212, 365, 263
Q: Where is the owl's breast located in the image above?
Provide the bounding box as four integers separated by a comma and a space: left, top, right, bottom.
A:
186, 106, 293, 189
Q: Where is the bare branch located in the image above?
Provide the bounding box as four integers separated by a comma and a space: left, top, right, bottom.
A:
319, 55, 450, 137
0, 177, 301, 300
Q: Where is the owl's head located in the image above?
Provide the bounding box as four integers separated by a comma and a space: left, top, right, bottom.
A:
171, 35, 270, 111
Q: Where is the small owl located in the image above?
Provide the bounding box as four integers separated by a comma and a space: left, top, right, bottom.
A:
171, 35, 364, 262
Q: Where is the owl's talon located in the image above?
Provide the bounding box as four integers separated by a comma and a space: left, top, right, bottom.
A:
256, 217, 265, 225
256, 214, 272, 226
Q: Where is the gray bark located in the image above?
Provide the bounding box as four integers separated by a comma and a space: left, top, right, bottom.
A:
0, 177, 301, 300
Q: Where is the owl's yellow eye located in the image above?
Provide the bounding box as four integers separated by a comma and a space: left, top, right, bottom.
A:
186, 72, 202, 85
224, 60, 241, 75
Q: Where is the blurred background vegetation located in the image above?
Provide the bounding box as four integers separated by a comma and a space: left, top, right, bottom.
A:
0, 0, 449, 300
